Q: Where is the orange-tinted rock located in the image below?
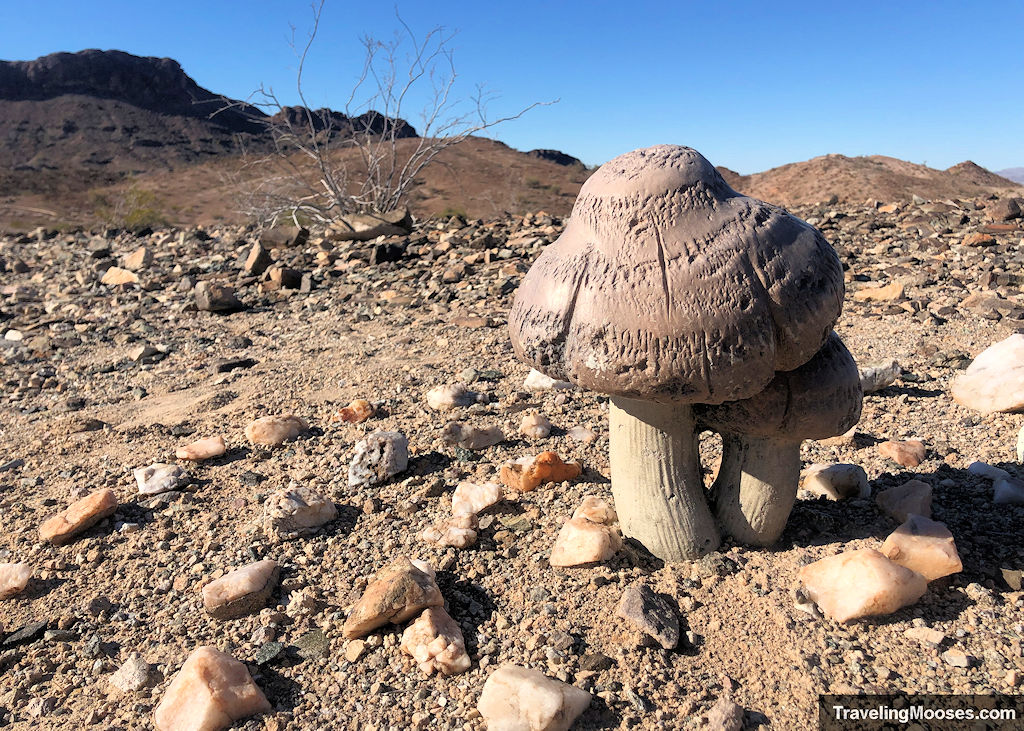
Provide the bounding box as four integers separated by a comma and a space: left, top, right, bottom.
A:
245, 414, 308, 447
799, 548, 928, 622
332, 399, 375, 424
100, 266, 140, 286
39, 488, 117, 545
878, 439, 926, 467
342, 558, 443, 639
853, 281, 904, 302
500, 452, 582, 492
880, 515, 962, 581
175, 436, 226, 461
153, 646, 271, 731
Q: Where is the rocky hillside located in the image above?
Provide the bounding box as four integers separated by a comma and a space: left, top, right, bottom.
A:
720, 154, 1021, 206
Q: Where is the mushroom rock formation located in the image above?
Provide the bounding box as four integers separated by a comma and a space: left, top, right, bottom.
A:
508, 144, 855, 561
695, 332, 862, 545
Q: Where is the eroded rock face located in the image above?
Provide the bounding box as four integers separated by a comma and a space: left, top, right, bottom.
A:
880, 515, 962, 581
876, 479, 932, 522
134, 463, 189, 496
500, 452, 582, 492
263, 486, 336, 540
175, 436, 226, 460
202, 560, 279, 619
400, 607, 471, 676
477, 664, 591, 731
799, 548, 928, 622
153, 646, 271, 731
951, 334, 1024, 413
451, 481, 503, 517
38, 488, 117, 545
348, 431, 409, 487
343, 558, 443, 639
245, 414, 308, 447
0, 563, 32, 599
800, 463, 870, 500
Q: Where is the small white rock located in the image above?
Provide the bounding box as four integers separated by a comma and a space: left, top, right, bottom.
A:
520, 412, 552, 439
451, 481, 503, 517
425, 383, 483, 410
0, 563, 32, 599
400, 607, 471, 676
420, 514, 478, 549
263, 487, 337, 539
800, 463, 870, 500
799, 548, 928, 622
441, 421, 504, 450
348, 431, 409, 487
109, 653, 152, 693
478, 664, 591, 731
875, 480, 932, 522
134, 463, 189, 496
566, 425, 597, 444
523, 369, 573, 391
859, 360, 900, 393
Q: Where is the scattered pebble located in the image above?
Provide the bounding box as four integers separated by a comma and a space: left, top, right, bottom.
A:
245, 414, 308, 447
174, 435, 226, 461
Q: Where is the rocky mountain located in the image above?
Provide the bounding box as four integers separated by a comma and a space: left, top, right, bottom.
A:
998, 167, 1024, 184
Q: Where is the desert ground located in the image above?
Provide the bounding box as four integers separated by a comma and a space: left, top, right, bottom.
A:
1, 192, 1024, 731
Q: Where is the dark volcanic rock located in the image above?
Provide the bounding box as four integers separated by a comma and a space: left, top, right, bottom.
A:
525, 148, 583, 167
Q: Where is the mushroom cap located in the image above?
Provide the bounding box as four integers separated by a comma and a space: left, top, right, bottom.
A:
508, 145, 845, 404
694, 331, 863, 440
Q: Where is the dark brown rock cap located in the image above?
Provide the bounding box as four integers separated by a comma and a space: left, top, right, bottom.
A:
509, 145, 845, 405
695, 332, 863, 440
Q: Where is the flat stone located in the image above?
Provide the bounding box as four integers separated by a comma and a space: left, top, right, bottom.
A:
451, 481, 503, 516
348, 431, 409, 487
295, 629, 329, 659
951, 334, 1024, 413
800, 463, 870, 500
876, 479, 932, 522
134, 463, 190, 496
878, 439, 927, 467
941, 649, 973, 668
109, 653, 153, 692
905, 626, 945, 646
880, 515, 962, 581
343, 558, 442, 639
3, 619, 47, 646
616, 584, 679, 649
799, 548, 928, 623
441, 421, 504, 450
175, 436, 226, 461
853, 281, 905, 302
477, 664, 591, 731
420, 513, 478, 549
253, 641, 284, 666
0, 562, 32, 599
245, 414, 308, 447
345, 639, 367, 663
153, 646, 271, 731
400, 607, 471, 676
122, 246, 153, 271
39, 488, 117, 545
202, 560, 279, 620
101, 266, 140, 286
194, 281, 242, 312
500, 452, 582, 492
263, 486, 336, 540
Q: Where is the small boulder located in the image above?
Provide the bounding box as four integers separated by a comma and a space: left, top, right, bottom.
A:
501, 452, 582, 492
134, 463, 190, 496
263, 486, 336, 540
425, 383, 483, 410
348, 431, 409, 487
343, 558, 443, 639
878, 439, 927, 467
153, 646, 271, 731
800, 463, 870, 500
202, 560, 280, 620
951, 334, 1024, 413
175, 435, 226, 461
441, 421, 504, 450
122, 246, 153, 272
520, 412, 552, 439
799, 548, 928, 622
420, 513, 478, 549
194, 281, 242, 312
616, 584, 679, 649
0, 563, 32, 599
451, 481, 503, 517
400, 607, 471, 676
478, 664, 591, 731
876, 479, 932, 522
880, 515, 962, 581
245, 414, 308, 447
329, 208, 412, 241
39, 488, 117, 545
241, 242, 272, 276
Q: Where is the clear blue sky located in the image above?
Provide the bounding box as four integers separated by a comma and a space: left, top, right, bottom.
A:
2, 0, 1021, 173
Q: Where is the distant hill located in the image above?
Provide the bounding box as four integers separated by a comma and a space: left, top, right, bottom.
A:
998, 167, 1024, 184
722, 154, 1021, 206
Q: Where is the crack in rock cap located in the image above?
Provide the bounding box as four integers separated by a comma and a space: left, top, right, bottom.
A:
509, 145, 845, 404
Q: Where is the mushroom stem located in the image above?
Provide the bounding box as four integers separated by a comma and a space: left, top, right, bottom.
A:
711, 434, 800, 545
609, 397, 720, 561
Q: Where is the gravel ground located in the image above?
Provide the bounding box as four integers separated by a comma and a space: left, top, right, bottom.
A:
1, 198, 1023, 730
